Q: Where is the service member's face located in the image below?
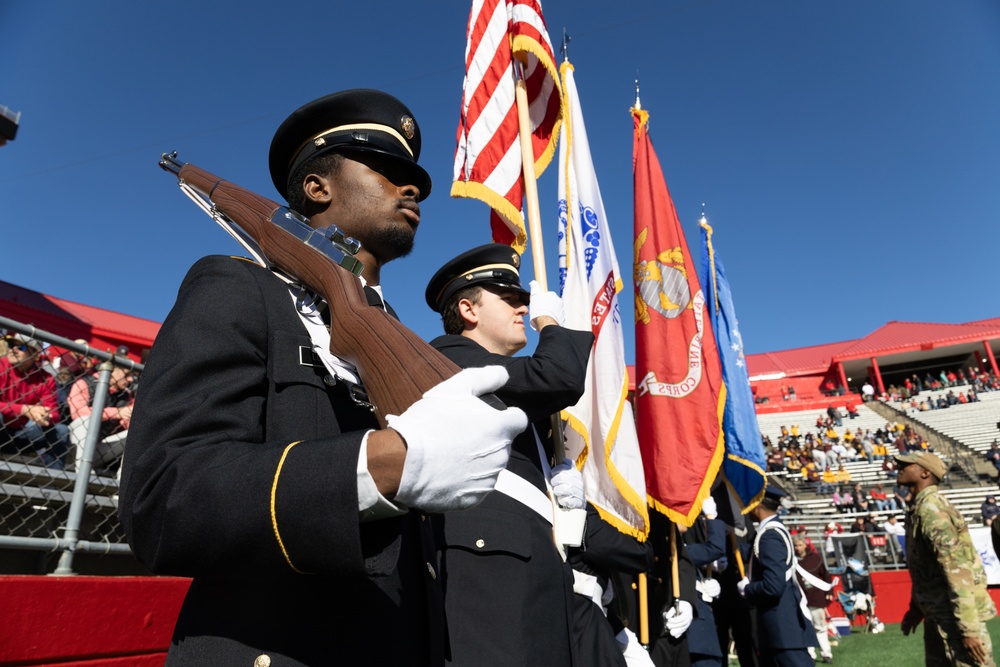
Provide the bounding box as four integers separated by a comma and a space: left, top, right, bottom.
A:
463, 286, 529, 356
320, 153, 422, 263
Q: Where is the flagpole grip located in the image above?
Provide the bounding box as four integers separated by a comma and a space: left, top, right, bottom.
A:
671, 523, 681, 601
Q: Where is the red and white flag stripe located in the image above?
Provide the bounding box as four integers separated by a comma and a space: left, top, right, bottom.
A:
452, 0, 561, 252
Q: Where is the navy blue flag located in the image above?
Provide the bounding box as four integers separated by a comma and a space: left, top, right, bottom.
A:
699, 219, 767, 512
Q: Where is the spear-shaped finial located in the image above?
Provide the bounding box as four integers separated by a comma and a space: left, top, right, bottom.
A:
634, 71, 641, 110
700, 202, 707, 224
561, 29, 571, 62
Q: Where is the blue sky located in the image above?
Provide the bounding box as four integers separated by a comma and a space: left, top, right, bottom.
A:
2, 1, 998, 363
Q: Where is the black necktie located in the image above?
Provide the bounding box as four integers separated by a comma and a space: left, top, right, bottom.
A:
364, 285, 398, 321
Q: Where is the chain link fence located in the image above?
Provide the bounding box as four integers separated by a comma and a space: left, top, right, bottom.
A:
0, 316, 142, 573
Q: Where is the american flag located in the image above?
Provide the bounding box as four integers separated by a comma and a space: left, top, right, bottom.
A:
452, 0, 561, 252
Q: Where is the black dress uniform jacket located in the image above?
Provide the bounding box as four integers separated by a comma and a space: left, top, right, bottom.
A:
567, 503, 654, 667
119, 256, 443, 666
429, 326, 593, 667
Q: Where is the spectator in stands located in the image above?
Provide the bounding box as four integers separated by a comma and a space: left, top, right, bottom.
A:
845, 401, 859, 419
833, 486, 854, 513
893, 483, 912, 509
793, 535, 835, 664
988, 442, 1000, 476
767, 447, 786, 473
936, 395, 949, 410
823, 521, 843, 559
918, 399, 930, 411
850, 515, 873, 533
968, 388, 979, 403
827, 404, 842, 427
870, 484, 891, 512
981, 497, 1000, 527
812, 441, 828, 473
882, 514, 905, 539
816, 414, 826, 429
860, 432, 875, 464
911, 374, 923, 393
791, 424, 800, 438
788, 386, 797, 400
861, 380, 875, 402
873, 440, 889, 461
67, 365, 134, 474
780, 425, 789, 439
834, 464, 852, 486
0, 333, 69, 468
946, 390, 959, 406
53, 339, 94, 377
820, 467, 837, 495
830, 440, 849, 466
882, 457, 898, 478
958, 392, 968, 405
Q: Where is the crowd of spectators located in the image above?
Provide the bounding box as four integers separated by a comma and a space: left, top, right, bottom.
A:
882, 367, 1000, 404
0, 331, 137, 474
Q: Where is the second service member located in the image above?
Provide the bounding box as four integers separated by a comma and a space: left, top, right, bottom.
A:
425, 243, 594, 667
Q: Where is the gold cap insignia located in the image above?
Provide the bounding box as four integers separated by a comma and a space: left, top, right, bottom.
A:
511, 252, 520, 269
314, 137, 326, 148
400, 115, 415, 140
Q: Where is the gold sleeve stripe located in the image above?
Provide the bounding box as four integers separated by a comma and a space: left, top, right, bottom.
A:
270, 441, 307, 574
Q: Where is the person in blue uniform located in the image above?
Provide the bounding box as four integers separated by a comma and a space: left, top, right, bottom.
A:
118, 90, 527, 666
425, 243, 595, 667
738, 486, 818, 667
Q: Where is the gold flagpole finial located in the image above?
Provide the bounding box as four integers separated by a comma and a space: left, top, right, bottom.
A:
560, 29, 571, 62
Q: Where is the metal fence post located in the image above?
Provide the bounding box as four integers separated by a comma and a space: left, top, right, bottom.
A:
53, 360, 115, 575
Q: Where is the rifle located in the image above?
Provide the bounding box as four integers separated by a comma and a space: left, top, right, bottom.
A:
159, 152, 466, 427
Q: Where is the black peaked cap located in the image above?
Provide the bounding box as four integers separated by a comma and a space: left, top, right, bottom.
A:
269, 89, 432, 202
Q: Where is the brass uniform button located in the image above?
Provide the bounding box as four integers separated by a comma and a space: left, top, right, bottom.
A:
254, 655, 272, 667
323, 374, 337, 387
475, 539, 485, 549
426, 562, 437, 580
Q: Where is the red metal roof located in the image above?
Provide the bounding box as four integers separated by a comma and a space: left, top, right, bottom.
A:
744, 317, 1000, 378
833, 320, 1000, 360
0, 279, 160, 352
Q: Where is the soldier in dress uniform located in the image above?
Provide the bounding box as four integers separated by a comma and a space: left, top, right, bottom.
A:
737, 486, 818, 667
119, 90, 528, 666
425, 243, 594, 666
898, 451, 997, 666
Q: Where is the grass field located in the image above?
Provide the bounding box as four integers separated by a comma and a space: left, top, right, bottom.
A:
727, 618, 1000, 666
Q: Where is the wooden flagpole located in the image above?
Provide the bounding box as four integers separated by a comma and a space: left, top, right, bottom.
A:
513, 61, 565, 462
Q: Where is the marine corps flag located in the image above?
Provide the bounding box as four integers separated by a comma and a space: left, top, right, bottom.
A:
558, 61, 648, 540
452, 0, 562, 252
632, 107, 726, 527
699, 219, 767, 513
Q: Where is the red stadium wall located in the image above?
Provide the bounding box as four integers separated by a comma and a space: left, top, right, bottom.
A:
0, 576, 189, 666
2, 572, 999, 663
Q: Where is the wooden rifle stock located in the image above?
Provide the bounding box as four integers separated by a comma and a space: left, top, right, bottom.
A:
159, 152, 460, 427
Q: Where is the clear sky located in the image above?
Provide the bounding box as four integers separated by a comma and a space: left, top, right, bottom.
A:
2, 1, 998, 363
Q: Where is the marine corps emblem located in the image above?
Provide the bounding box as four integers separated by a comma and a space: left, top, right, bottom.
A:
400, 115, 415, 140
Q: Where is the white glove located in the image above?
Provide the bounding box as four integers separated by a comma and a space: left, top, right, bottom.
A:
736, 576, 750, 597
550, 458, 586, 509
389, 367, 527, 512
662, 600, 693, 638
697, 578, 722, 602
528, 280, 564, 330
702, 496, 718, 520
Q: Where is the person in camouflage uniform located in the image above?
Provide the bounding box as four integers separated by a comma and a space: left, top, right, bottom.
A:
898, 451, 996, 666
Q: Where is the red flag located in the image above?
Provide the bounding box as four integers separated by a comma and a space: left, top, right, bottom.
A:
452, 0, 561, 252
632, 107, 726, 527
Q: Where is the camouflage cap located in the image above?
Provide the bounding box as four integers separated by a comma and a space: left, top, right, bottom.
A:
895, 451, 947, 480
